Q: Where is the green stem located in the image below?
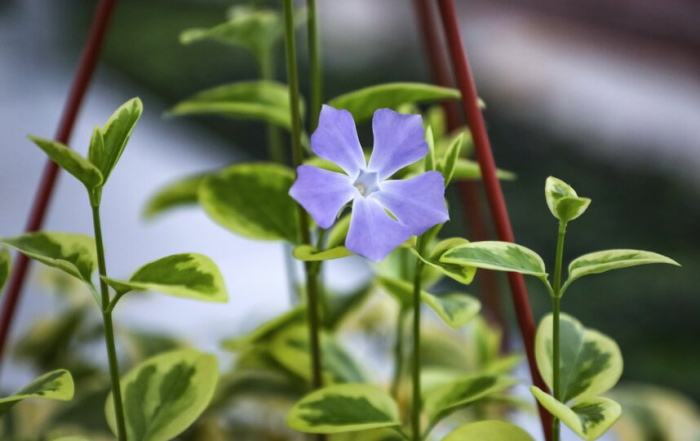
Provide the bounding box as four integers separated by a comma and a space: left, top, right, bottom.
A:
411, 240, 425, 440
91, 205, 127, 441
259, 50, 285, 164
307, 0, 322, 130
551, 221, 567, 441
283, 4, 325, 441
391, 308, 407, 398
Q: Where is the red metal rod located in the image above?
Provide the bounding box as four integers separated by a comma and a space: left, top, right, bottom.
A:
0, 0, 117, 369
435, 1, 552, 439
412, 0, 507, 337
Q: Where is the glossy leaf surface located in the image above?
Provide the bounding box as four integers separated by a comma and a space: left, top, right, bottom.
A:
169, 81, 294, 129
328, 83, 460, 123
440, 241, 547, 278
27, 136, 103, 191
103, 253, 227, 304
423, 374, 518, 422
443, 420, 534, 441
105, 349, 218, 441
144, 173, 209, 219
199, 163, 300, 242
0, 369, 74, 415
536, 314, 622, 402
531, 386, 621, 440
287, 384, 400, 433
566, 250, 679, 288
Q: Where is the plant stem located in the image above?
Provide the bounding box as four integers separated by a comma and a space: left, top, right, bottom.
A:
259, 50, 285, 164
391, 308, 407, 398
283, 4, 325, 441
411, 241, 425, 440
307, 0, 322, 130
91, 205, 126, 441
551, 221, 567, 441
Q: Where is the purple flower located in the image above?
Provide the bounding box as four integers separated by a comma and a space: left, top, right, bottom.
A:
290, 105, 449, 262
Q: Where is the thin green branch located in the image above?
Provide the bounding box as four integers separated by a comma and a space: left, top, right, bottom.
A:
551, 221, 567, 441
282, 5, 326, 441
91, 205, 126, 441
411, 238, 426, 440
307, 0, 322, 130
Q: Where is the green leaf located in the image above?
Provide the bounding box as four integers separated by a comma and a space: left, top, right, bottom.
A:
270, 326, 367, 384
0, 248, 10, 293
27, 135, 103, 191
222, 306, 306, 351
143, 173, 209, 219
544, 176, 590, 222
287, 384, 400, 434
326, 214, 352, 249
422, 292, 481, 330
169, 81, 295, 129
452, 158, 516, 181
98, 98, 143, 184
425, 126, 436, 172
328, 83, 461, 123
87, 125, 105, 173
440, 241, 547, 279
438, 134, 462, 187
199, 163, 300, 242
412, 238, 477, 285
423, 374, 518, 423
0, 369, 74, 415
0, 233, 99, 304
103, 253, 227, 304
443, 420, 534, 441
105, 349, 219, 441
565, 249, 679, 290
536, 314, 622, 403
531, 386, 621, 441
293, 245, 354, 261
180, 7, 283, 56
376, 276, 480, 329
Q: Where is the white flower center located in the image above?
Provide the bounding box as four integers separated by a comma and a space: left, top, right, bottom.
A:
353, 170, 380, 197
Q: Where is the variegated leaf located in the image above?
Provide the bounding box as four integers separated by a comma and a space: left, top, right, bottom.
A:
328, 83, 460, 123
270, 325, 367, 384
0, 233, 99, 304
440, 241, 547, 279
536, 314, 622, 403
438, 134, 462, 186
423, 374, 518, 423
0, 369, 74, 415
544, 176, 590, 222
97, 98, 143, 184
106, 349, 218, 441
293, 244, 353, 261
531, 386, 621, 440
443, 420, 534, 441
412, 238, 477, 285
143, 173, 209, 219
0, 248, 10, 293
103, 253, 227, 304
199, 163, 300, 243
376, 276, 480, 329
27, 136, 103, 191
565, 250, 679, 289
169, 81, 295, 129
287, 384, 400, 434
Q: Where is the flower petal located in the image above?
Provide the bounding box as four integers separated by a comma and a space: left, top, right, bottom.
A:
368, 109, 428, 179
374, 171, 449, 235
311, 105, 366, 177
289, 165, 357, 229
346, 197, 411, 262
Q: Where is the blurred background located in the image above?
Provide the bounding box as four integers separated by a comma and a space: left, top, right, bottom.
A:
0, 0, 698, 438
